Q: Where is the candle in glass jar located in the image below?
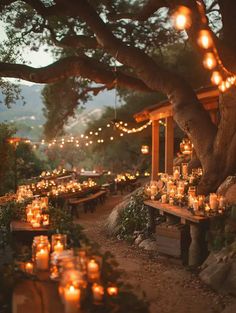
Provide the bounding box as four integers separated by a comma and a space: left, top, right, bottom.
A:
198, 196, 204, 207
36, 248, 49, 270
54, 241, 64, 253
173, 170, 180, 180
193, 199, 199, 211
209, 193, 218, 210
87, 259, 100, 281
92, 283, 104, 302
27, 210, 33, 222
25, 262, 34, 274
219, 196, 225, 208
64, 285, 81, 313
182, 163, 188, 177
169, 188, 175, 198
161, 194, 167, 204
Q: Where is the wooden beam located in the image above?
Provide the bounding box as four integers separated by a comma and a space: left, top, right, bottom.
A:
151, 120, 159, 180
165, 116, 174, 174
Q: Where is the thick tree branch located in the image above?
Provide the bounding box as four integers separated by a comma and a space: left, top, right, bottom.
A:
0, 56, 154, 92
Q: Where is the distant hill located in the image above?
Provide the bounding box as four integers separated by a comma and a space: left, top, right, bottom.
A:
0, 83, 115, 139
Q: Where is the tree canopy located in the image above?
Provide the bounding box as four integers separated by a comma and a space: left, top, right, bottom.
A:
1, 0, 236, 193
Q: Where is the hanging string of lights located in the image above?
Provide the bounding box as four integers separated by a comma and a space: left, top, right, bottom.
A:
16, 118, 166, 150
172, 1, 236, 92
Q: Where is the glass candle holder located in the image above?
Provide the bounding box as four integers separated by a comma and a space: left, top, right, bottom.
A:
92, 283, 104, 304
173, 166, 180, 180
35, 241, 50, 271
87, 258, 100, 282
32, 236, 50, 262
181, 163, 188, 177
52, 234, 67, 253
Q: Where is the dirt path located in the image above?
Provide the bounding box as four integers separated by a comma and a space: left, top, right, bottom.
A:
75, 194, 233, 313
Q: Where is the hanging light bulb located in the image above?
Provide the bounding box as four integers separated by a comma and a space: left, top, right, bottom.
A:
172, 6, 192, 30
198, 30, 213, 49
141, 145, 149, 155
203, 52, 216, 70
110, 137, 114, 141
107, 124, 110, 128
211, 71, 222, 85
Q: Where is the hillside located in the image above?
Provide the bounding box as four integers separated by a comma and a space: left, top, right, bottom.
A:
0, 83, 115, 139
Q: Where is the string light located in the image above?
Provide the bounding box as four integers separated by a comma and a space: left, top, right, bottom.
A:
172, 0, 236, 93
115, 120, 152, 133
172, 6, 192, 30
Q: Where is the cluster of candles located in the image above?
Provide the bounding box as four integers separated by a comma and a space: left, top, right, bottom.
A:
23, 234, 118, 313
26, 197, 49, 228
147, 164, 227, 215
40, 168, 67, 178
18, 179, 97, 198
16, 185, 33, 202
115, 173, 136, 183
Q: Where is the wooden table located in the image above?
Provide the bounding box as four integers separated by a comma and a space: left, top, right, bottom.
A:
10, 221, 52, 244
144, 200, 210, 266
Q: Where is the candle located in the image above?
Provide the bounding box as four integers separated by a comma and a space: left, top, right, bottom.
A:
193, 199, 199, 211
198, 195, 204, 207
64, 285, 81, 313
182, 163, 188, 177
42, 214, 49, 226
173, 169, 180, 180
219, 196, 225, 208
36, 248, 49, 270
107, 286, 118, 296
161, 194, 167, 204
209, 193, 218, 211
87, 259, 100, 281
169, 188, 175, 198
25, 262, 34, 274
32, 221, 41, 228
54, 241, 64, 253
205, 204, 211, 213
27, 210, 33, 222
169, 198, 174, 205
92, 283, 104, 302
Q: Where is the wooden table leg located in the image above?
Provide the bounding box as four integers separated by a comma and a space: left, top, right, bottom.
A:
188, 223, 208, 267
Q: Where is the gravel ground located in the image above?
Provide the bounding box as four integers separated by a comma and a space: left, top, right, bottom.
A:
75, 194, 234, 313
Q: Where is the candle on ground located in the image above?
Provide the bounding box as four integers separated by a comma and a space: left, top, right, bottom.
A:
36, 248, 49, 270
87, 259, 100, 281
64, 285, 81, 313
25, 262, 34, 274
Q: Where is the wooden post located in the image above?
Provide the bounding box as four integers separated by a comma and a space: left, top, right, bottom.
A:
151, 120, 159, 180
165, 116, 174, 174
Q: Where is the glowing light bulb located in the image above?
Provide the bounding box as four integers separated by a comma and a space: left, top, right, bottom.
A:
90, 131, 93, 135
110, 137, 114, 141
98, 128, 102, 131
203, 52, 216, 70
198, 30, 213, 49
211, 71, 222, 85
107, 124, 110, 127
81, 134, 84, 138
172, 6, 191, 30
120, 133, 124, 137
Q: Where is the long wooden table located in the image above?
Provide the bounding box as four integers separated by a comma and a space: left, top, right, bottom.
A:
144, 200, 210, 267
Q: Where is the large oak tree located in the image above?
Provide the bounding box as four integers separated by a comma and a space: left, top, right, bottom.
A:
0, 0, 236, 194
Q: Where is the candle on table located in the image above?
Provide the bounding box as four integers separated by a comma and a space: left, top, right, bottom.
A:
173, 169, 180, 180
219, 195, 225, 208
36, 248, 49, 270
107, 286, 118, 296
161, 194, 167, 204
198, 195, 204, 207
25, 262, 34, 274
193, 199, 199, 211
87, 259, 100, 281
92, 283, 104, 303
182, 163, 188, 177
27, 210, 33, 222
209, 193, 218, 210
64, 285, 81, 313
54, 241, 64, 253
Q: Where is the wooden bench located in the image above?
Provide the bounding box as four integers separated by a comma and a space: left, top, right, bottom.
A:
144, 200, 211, 267
68, 190, 107, 217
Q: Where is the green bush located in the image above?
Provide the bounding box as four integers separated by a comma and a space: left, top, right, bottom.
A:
116, 188, 149, 241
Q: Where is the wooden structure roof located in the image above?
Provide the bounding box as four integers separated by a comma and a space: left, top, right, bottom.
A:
134, 86, 219, 122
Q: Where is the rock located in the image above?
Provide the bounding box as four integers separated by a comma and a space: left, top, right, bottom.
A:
104, 187, 144, 235
200, 241, 236, 294
134, 234, 143, 245
217, 175, 236, 204
199, 261, 231, 291
139, 238, 158, 251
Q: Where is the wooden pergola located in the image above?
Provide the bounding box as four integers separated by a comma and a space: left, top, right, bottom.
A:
134, 86, 219, 180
